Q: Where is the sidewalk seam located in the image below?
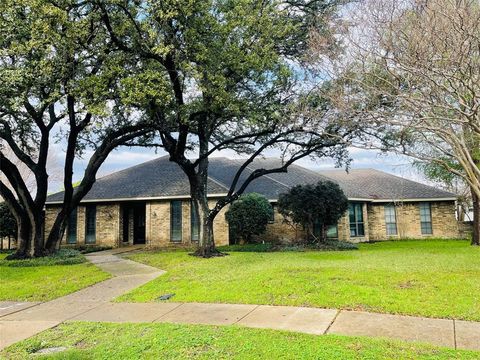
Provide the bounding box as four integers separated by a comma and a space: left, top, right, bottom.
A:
152, 303, 185, 322
453, 319, 457, 350
233, 305, 260, 324
323, 309, 341, 334
0, 303, 43, 320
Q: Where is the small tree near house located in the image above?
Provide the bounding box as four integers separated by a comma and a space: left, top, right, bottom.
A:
277, 180, 348, 242
225, 193, 273, 244
0, 202, 16, 249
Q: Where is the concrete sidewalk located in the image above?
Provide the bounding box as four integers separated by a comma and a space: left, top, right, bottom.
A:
1, 249, 479, 352
0, 248, 163, 349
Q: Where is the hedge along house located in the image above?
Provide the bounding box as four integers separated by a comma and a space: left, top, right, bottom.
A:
44, 156, 461, 248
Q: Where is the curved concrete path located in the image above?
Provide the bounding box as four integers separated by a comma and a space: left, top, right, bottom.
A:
1, 248, 480, 352
0, 248, 163, 349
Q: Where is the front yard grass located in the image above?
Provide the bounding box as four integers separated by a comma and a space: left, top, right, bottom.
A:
119, 240, 480, 321
2, 321, 479, 359
0, 252, 110, 302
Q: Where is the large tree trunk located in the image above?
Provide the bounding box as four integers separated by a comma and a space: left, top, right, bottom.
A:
471, 188, 480, 246
190, 186, 224, 257
45, 213, 69, 253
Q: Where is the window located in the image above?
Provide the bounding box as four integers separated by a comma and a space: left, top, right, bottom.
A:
268, 204, 275, 223
419, 202, 433, 234
85, 205, 96, 244
326, 224, 338, 238
384, 204, 397, 235
190, 202, 199, 242
170, 200, 183, 242
313, 220, 338, 238
349, 203, 365, 237
67, 207, 77, 244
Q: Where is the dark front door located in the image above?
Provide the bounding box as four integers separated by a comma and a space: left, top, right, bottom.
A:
133, 204, 146, 244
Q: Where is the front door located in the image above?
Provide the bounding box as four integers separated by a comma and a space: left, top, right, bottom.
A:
133, 204, 146, 244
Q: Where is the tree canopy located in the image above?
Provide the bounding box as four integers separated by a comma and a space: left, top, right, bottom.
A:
277, 180, 348, 242
318, 0, 480, 245
97, 0, 354, 256
0, 0, 160, 258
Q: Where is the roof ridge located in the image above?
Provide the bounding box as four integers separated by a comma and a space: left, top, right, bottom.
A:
94, 155, 169, 182
244, 163, 291, 190
206, 175, 230, 191
289, 162, 340, 180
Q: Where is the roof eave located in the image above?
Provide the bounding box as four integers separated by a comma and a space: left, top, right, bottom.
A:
45, 193, 229, 205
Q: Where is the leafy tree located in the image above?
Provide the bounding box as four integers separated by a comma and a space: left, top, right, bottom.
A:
0, 0, 160, 258
98, 0, 354, 257
225, 193, 273, 244
0, 202, 16, 249
277, 180, 348, 242
415, 160, 472, 222
322, 0, 480, 244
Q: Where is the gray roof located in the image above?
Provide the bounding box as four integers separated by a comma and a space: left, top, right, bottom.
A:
46, 157, 227, 203
46, 156, 456, 203
318, 169, 456, 200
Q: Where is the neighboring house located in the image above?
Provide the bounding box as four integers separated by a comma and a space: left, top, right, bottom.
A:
44, 156, 460, 248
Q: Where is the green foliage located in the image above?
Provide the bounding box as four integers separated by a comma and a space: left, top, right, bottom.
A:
414, 160, 462, 187
0, 249, 84, 267
73, 245, 113, 254
218, 240, 357, 252
225, 193, 273, 243
277, 180, 348, 241
218, 243, 274, 252
3, 322, 478, 359
0, 203, 16, 238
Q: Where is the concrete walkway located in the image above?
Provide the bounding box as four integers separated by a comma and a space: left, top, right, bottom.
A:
0, 248, 163, 349
1, 249, 480, 352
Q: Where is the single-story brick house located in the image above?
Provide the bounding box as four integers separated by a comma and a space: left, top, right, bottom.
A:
45, 156, 460, 247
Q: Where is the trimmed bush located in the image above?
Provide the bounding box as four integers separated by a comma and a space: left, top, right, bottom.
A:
0, 249, 85, 267
225, 193, 273, 244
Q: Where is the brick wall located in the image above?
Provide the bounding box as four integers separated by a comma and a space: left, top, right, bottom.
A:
368, 201, 459, 241
45, 204, 121, 247
253, 207, 305, 244
145, 199, 229, 247
46, 199, 460, 248
95, 204, 121, 247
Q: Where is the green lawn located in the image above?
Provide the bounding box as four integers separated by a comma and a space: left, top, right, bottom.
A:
119, 240, 480, 321
2, 322, 479, 359
0, 253, 110, 302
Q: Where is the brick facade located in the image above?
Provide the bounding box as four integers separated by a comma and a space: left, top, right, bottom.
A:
367, 201, 459, 241
45, 199, 461, 248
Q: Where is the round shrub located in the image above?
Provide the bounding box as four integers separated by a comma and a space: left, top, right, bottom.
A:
225, 193, 273, 244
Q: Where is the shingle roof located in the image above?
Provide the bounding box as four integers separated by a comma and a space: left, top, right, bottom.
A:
318, 168, 456, 200
46, 156, 228, 203
46, 156, 456, 203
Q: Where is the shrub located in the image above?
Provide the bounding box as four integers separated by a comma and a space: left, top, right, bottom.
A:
225, 193, 273, 244
277, 180, 348, 242
0, 202, 16, 239
0, 249, 85, 267
74, 245, 113, 254
217, 243, 273, 252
